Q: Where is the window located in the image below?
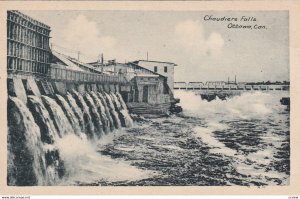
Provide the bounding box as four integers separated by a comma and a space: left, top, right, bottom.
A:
164, 66, 167, 73
154, 66, 157, 72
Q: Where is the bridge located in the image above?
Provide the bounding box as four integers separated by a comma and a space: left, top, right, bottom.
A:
174, 82, 290, 91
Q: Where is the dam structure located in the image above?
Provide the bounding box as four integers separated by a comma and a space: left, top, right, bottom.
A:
7, 11, 178, 185
174, 81, 290, 91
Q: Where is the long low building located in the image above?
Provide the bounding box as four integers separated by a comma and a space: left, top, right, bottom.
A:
89, 60, 177, 115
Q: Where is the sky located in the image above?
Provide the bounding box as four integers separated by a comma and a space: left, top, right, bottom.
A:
22, 10, 289, 82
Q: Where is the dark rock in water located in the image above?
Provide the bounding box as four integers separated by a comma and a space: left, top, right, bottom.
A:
280, 97, 290, 111
200, 93, 229, 102
44, 149, 65, 178
170, 105, 182, 113
280, 97, 290, 106
280, 97, 290, 105
201, 94, 217, 102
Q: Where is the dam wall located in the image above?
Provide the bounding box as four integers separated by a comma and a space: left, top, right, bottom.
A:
7, 73, 134, 186
7, 62, 128, 103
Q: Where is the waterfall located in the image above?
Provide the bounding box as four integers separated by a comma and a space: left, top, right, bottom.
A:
103, 93, 122, 129
27, 95, 65, 184
96, 92, 115, 131
116, 92, 128, 110
8, 96, 48, 185
111, 93, 133, 127
8, 86, 134, 186
90, 91, 110, 134
41, 95, 74, 136
65, 92, 85, 131
116, 92, 134, 127
71, 90, 97, 139
28, 95, 59, 142
55, 94, 82, 136
83, 93, 104, 138
110, 93, 122, 110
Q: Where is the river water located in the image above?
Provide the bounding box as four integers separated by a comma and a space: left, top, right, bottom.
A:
64, 90, 290, 186
8, 90, 289, 186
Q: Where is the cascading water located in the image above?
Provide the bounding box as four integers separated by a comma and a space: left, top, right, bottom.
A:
41, 95, 74, 137
111, 92, 133, 127
27, 95, 59, 142
116, 92, 127, 110
55, 94, 82, 136
27, 95, 65, 184
103, 93, 122, 129
8, 87, 290, 186
96, 92, 115, 131
83, 93, 104, 137
8, 96, 48, 185
8, 89, 136, 186
90, 91, 111, 134
71, 90, 97, 139
116, 92, 134, 127
65, 92, 85, 132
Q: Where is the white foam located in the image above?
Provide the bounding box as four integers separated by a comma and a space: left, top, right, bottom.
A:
55, 134, 154, 184
175, 90, 286, 120
193, 126, 236, 157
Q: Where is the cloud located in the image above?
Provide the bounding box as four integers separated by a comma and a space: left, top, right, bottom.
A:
174, 20, 224, 57
173, 20, 226, 82
206, 32, 224, 56
56, 15, 117, 62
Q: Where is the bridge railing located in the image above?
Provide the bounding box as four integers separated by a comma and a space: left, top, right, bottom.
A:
50, 66, 127, 84
174, 82, 290, 91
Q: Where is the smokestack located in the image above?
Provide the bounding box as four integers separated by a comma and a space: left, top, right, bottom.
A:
101, 53, 104, 64
235, 75, 237, 84
147, 51, 148, 61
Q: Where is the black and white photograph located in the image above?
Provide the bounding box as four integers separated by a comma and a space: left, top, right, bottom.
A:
2, 1, 299, 195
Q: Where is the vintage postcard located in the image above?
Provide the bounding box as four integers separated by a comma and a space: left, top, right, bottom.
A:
0, 0, 300, 196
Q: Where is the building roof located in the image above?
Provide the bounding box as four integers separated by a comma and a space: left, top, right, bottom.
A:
52, 51, 84, 72
52, 51, 103, 74
134, 60, 177, 66
127, 62, 167, 79
88, 60, 166, 78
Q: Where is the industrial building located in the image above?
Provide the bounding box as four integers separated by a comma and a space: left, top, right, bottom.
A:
7, 10, 51, 77
7, 10, 180, 115
133, 60, 177, 92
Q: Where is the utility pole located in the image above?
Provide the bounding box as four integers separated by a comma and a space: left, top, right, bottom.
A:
77, 51, 80, 61
77, 51, 80, 68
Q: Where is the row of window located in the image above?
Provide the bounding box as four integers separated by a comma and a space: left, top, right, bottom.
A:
139, 77, 157, 81
154, 66, 168, 73
7, 11, 50, 33
7, 40, 50, 63
7, 57, 50, 74
7, 21, 50, 49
